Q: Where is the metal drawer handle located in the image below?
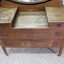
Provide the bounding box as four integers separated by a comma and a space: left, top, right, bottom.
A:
6, 42, 10, 45
55, 32, 60, 35
57, 24, 61, 27
54, 42, 58, 44
0, 24, 4, 28
2, 33, 7, 36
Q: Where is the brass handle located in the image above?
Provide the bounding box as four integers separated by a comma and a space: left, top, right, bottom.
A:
0, 24, 4, 28
57, 24, 61, 27
55, 32, 60, 35
2, 33, 7, 36
6, 42, 10, 45
54, 42, 58, 44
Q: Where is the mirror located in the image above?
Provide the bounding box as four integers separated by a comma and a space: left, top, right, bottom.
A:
12, 0, 48, 2
6, 0, 51, 5
14, 0, 42, 2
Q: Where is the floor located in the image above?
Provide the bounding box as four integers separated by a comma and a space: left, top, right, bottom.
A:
0, 46, 64, 64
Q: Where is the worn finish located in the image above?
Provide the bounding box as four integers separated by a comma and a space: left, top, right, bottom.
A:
1, 0, 62, 12
1, 38, 62, 47
0, 7, 17, 23
0, 0, 64, 56
0, 29, 15, 38
0, 7, 18, 28
49, 22, 64, 28
0, 23, 12, 28
14, 12, 49, 28
0, 28, 63, 38
46, 5, 64, 22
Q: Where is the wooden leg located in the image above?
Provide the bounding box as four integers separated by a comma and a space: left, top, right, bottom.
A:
58, 47, 63, 56
58, 39, 64, 56
1, 46, 8, 56
0, 40, 8, 56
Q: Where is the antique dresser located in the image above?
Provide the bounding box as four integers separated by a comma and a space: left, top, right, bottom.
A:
0, 0, 64, 56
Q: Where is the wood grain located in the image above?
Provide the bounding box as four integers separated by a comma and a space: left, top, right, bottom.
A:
0, 23, 12, 28
1, 38, 62, 47
13, 12, 49, 28
1, 0, 62, 12
0, 7, 17, 23
49, 22, 64, 28
46, 5, 64, 22
0, 7, 18, 28
0, 29, 15, 38
0, 28, 64, 38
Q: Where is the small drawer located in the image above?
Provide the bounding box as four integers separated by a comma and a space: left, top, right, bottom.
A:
0, 29, 15, 38
0, 24, 12, 28
1, 38, 62, 47
50, 22, 64, 28
52, 29, 64, 37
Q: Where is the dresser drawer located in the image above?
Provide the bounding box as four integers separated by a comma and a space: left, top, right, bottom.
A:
0, 29, 15, 38
0, 23, 12, 28
15, 29, 52, 38
1, 38, 62, 47
50, 22, 64, 28
52, 29, 64, 38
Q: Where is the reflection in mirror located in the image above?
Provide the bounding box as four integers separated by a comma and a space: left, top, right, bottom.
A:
15, 0, 42, 2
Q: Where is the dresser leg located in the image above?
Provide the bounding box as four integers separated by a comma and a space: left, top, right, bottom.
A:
1, 46, 8, 56
58, 40, 64, 56
0, 40, 8, 56
58, 47, 63, 56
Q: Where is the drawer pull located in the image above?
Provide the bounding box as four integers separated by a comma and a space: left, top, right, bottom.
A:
54, 42, 58, 44
6, 42, 10, 45
55, 32, 60, 35
2, 33, 7, 36
0, 24, 4, 28
57, 24, 61, 27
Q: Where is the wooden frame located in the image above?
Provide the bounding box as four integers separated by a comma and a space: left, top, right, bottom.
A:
1, 0, 62, 12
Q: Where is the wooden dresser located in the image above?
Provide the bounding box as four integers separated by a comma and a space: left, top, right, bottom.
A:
0, 0, 64, 56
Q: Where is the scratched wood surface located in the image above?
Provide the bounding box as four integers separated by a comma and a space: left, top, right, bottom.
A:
46, 5, 64, 22
13, 12, 49, 28
0, 7, 17, 23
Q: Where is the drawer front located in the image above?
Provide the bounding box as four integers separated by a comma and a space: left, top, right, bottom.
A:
0, 24, 11, 28
1, 38, 62, 47
15, 29, 52, 38
0, 29, 15, 38
50, 22, 64, 28
52, 29, 64, 38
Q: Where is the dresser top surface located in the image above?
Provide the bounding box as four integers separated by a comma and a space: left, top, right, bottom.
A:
46, 5, 64, 22
0, 7, 17, 23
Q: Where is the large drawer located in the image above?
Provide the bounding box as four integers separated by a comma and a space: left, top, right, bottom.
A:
1, 38, 62, 47
15, 29, 64, 38
0, 29, 64, 38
